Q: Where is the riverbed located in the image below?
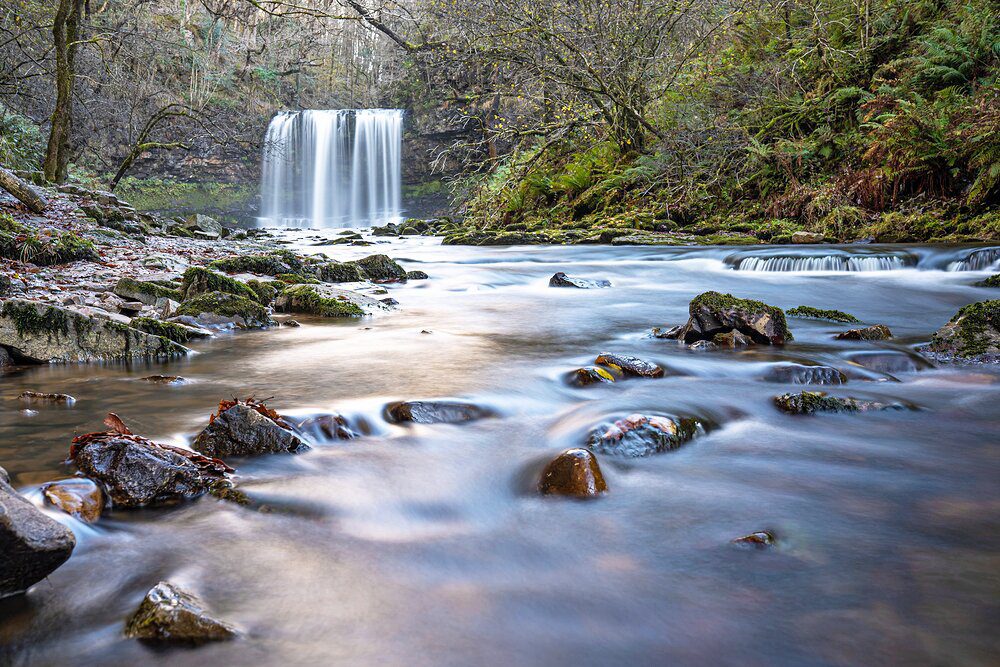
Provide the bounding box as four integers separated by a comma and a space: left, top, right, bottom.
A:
1, 237, 998, 666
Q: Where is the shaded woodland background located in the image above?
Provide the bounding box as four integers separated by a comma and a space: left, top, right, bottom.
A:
1, 0, 997, 239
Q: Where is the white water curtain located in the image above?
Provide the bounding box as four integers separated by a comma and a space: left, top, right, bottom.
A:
259, 109, 403, 228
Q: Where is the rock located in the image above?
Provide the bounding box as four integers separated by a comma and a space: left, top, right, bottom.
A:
844, 351, 931, 374
569, 366, 616, 386
538, 449, 607, 498
0, 300, 188, 363
676, 292, 792, 345
173, 292, 274, 329
183, 214, 223, 238
791, 231, 825, 244
688, 340, 717, 350
732, 531, 775, 548
773, 391, 905, 415
586, 413, 701, 457
763, 364, 847, 385
380, 298, 399, 307
71, 415, 231, 507
118, 301, 144, 316
924, 300, 999, 361
140, 375, 186, 385
713, 330, 752, 348
140, 253, 188, 272
130, 317, 211, 343
125, 581, 237, 642
275, 284, 389, 317
282, 319, 301, 327
594, 353, 664, 378
834, 324, 892, 341
786, 305, 860, 323
314, 261, 366, 283
210, 251, 304, 276
41, 478, 103, 523
19, 391, 75, 404
0, 468, 76, 597
352, 254, 407, 282
975, 274, 1000, 288
548, 272, 611, 289
180, 267, 259, 302
406, 270, 429, 280
384, 400, 493, 424
295, 414, 356, 442
651, 325, 684, 339
113, 278, 181, 306
193, 400, 307, 458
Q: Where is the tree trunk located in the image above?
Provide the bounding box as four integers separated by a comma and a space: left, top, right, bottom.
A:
43, 0, 82, 184
0, 168, 49, 214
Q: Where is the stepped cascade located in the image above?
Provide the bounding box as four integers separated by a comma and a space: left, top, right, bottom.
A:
259, 109, 403, 228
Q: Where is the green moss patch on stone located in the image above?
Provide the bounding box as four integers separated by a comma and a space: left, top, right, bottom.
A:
277, 285, 365, 317
245, 279, 278, 304
115, 278, 182, 302
174, 291, 273, 327
181, 267, 258, 301
975, 274, 1000, 288
786, 305, 860, 323
208, 249, 305, 276
315, 261, 365, 283
692, 291, 790, 333
351, 254, 406, 281
930, 300, 1000, 358
275, 273, 320, 285
130, 317, 197, 343
1, 300, 70, 337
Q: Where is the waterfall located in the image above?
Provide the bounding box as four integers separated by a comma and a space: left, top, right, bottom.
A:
946, 247, 1000, 271
726, 253, 914, 272
259, 109, 403, 228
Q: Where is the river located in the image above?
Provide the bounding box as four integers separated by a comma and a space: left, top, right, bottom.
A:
1, 237, 998, 666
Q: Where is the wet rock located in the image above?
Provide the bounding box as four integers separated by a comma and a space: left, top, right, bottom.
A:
180, 267, 259, 302
688, 340, 717, 351
675, 291, 792, 345
193, 400, 307, 458
923, 300, 1000, 361
0, 300, 188, 363
834, 324, 892, 341
314, 261, 366, 283
41, 478, 104, 523
406, 270, 429, 280
275, 284, 389, 317
786, 305, 860, 323
173, 292, 274, 329
183, 214, 223, 238
791, 231, 825, 244
71, 414, 231, 507
140, 254, 188, 272
651, 325, 683, 339
380, 297, 400, 307
594, 353, 664, 378
844, 351, 931, 374
295, 414, 356, 442
210, 250, 304, 276
130, 317, 211, 344
587, 413, 702, 457
713, 330, 752, 348
113, 278, 181, 306
352, 254, 407, 282
569, 366, 616, 386
118, 301, 144, 316
975, 274, 1000, 288
140, 375, 186, 385
549, 272, 611, 289
384, 400, 493, 424
763, 364, 847, 385
773, 391, 905, 415
282, 319, 301, 327
732, 531, 775, 548
538, 449, 607, 498
125, 581, 237, 643
0, 467, 77, 597
19, 391, 75, 404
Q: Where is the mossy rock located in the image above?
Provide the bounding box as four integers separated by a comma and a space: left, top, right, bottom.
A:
130, 317, 202, 344
925, 300, 1000, 360
275, 273, 320, 285
351, 254, 407, 281
975, 274, 1000, 288
208, 250, 305, 276
773, 390, 905, 415
786, 305, 860, 323
315, 261, 366, 283
0, 228, 99, 266
274, 284, 366, 317
245, 279, 278, 304
174, 291, 274, 328
679, 291, 792, 345
114, 278, 182, 306
180, 267, 258, 301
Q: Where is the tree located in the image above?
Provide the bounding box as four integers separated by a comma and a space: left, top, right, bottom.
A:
42, 0, 82, 183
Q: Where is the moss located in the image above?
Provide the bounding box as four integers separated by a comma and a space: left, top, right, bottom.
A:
1, 300, 69, 337
786, 305, 860, 323
275, 273, 320, 285
279, 285, 365, 317
115, 278, 182, 301
246, 279, 277, 304
315, 261, 365, 283
975, 274, 1000, 288
174, 291, 273, 327
773, 391, 861, 415
52, 233, 99, 263
209, 250, 305, 276
351, 254, 406, 281
130, 317, 196, 343
932, 300, 1000, 358
181, 267, 259, 301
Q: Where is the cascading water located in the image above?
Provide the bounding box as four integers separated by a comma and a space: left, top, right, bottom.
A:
726, 253, 915, 272
259, 109, 403, 228
946, 247, 1000, 271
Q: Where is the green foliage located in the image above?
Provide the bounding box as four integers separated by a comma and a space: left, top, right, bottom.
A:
0, 105, 44, 172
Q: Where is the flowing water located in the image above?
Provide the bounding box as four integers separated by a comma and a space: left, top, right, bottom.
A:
1, 238, 999, 666
259, 110, 403, 228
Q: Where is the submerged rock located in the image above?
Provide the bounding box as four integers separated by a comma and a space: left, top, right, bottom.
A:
193, 399, 307, 458
713, 330, 752, 348
125, 581, 237, 642
0, 300, 188, 363
834, 324, 892, 341
843, 351, 931, 374
19, 391, 75, 404
538, 449, 607, 498
732, 531, 775, 548
763, 364, 847, 385
140, 375, 186, 385
587, 413, 702, 457
0, 466, 77, 597
71, 414, 231, 507
786, 305, 860, 323
41, 478, 104, 523
549, 272, 611, 289
675, 291, 792, 345
569, 366, 617, 386
295, 414, 357, 442
384, 400, 493, 424
594, 353, 664, 378
924, 300, 1000, 361
773, 391, 905, 415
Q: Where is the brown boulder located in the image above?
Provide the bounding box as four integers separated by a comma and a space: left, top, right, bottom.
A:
538, 449, 608, 498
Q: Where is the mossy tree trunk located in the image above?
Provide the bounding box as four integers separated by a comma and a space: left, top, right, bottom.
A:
0, 167, 48, 214
43, 0, 83, 184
